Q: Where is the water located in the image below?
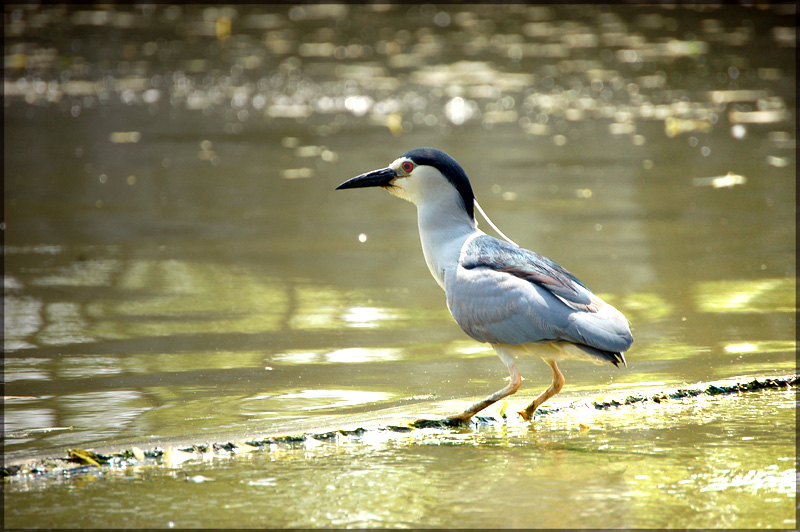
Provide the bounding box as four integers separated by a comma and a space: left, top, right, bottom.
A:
5, 391, 796, 529
3, 4, 796, 528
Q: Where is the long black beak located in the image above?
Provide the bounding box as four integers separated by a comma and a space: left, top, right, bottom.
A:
336, 167, 397, 190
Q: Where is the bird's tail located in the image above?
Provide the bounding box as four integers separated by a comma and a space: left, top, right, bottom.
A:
574, 343, 627, 367
521, 341, 627, 368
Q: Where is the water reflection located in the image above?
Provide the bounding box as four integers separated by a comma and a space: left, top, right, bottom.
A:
274, 348, 402, 365
3, 293, 43, 351
6, 5, 796, 143
2, 4, 796, 526
693, 278, 795, 313
4, 390, 793, 529
248, 389, 394, 413
341, 307, 398, 328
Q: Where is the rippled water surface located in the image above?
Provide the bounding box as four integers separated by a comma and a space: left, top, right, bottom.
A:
6, 390, 796, 529
3, 4, 796, 529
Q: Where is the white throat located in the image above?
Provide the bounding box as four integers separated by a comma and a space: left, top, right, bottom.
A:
384, 162, 493, 290
416, 201, 478, 289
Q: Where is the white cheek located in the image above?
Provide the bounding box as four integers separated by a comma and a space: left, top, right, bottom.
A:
385, 165, 440, 206
387, 179, 415, 203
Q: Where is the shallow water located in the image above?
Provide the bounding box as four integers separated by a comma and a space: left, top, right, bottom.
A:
5, 390, 796, 529
3, 3, 796, 529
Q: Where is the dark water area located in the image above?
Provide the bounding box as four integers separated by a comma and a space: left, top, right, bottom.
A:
3, 4, 796, 528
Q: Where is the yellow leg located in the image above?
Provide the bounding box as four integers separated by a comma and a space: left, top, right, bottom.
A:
518, 358, 564, 421
447, 348, 522, 423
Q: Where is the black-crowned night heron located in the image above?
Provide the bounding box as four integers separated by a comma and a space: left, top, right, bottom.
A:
336, 148, 633, 422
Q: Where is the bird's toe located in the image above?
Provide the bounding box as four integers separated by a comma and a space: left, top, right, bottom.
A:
444, 413, 474, 426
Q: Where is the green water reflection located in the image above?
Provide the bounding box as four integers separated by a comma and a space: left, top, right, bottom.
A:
693, 278, 795, 314
3, 3, 796, 529
4, 391, 794, 529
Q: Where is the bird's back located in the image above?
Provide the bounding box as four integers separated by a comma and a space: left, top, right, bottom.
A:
445, 234, 633, 357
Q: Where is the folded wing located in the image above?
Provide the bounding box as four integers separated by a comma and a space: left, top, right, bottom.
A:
446, 235, 633, 359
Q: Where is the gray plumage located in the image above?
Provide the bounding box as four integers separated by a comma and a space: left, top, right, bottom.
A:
447, 235, 631, 364
336, 147, 633, 422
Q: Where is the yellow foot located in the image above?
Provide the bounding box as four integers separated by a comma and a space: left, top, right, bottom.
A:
497, 399, 509, 418
517, 408, 534, 421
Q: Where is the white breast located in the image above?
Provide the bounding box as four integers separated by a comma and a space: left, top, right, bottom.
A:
385, 163, 479, 290
417, 206, 480, 290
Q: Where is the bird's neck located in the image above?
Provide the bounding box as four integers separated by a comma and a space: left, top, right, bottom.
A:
416, 202, 478, 290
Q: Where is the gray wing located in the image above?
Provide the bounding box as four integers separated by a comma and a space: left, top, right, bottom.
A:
446, 235, 633, 355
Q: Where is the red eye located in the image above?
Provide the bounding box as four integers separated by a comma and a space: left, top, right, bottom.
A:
401, 161, 414, 173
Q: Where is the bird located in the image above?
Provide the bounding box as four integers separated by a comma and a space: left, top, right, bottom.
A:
336, 147, 633, 422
